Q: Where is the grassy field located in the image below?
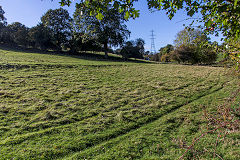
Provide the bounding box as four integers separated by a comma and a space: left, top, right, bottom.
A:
0, 48, 239, 159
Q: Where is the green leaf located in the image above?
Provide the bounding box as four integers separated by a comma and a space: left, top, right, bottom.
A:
132, 10, 140, 19
124, 11, 130, 20
223, 19, 227, 26
96, 13, 104, 20
234, 0, 238, 9
119, 7, 124, 13
206, 20, 212, 28
90, 11, 94, 16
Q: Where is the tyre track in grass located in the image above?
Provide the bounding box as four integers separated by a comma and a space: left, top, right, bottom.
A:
0, 79, 230, 159
64, 79, 231, 159
0, 68, 214, 140
0, 71, 216, 148
0, 79, 199, 140
0, 72, 221, 137
0, 68, 228, 159
53, 79, 227, 159
67, 113, 185, 160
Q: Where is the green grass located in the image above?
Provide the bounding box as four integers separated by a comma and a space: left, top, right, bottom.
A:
0, 47, 136, 66
0, 48, 239, 159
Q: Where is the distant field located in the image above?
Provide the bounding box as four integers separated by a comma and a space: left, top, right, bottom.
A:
0, 48, 239, 159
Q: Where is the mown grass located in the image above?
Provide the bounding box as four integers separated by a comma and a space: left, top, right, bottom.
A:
0, 46, 149, 66
0, 48, 239, 159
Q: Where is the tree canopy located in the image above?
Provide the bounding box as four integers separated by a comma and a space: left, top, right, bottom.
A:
172, 28, 217, 64
8, 22, 30, 46
0, 6, 6, 24
59, 0, 240, 39
41, 8, 73, 50
59, 0, 239, 68
159, 44, 174, 56
74, 7, 130, 57
174, 28, 209, 47
120, 38, 145, 59
0, 6, 7, 42
29, 23, 54, 50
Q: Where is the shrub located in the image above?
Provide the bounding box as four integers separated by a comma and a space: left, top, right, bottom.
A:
197, 47, 217, 64
171, 44, 217, 64
150, 54, 160, 61
161, 53, 172, 62
120, 46, 144, 59
171, 45, 197, 64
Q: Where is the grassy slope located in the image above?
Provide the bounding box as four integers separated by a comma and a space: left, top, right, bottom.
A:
0, 48, 130, 65
0, 48, 239, 159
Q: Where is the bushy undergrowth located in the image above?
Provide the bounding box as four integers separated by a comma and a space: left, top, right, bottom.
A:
150, 44, 217, 65
177, 86, 240, 159
171, 44, 217, 64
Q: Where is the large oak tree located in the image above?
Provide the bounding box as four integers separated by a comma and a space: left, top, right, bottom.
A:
41, 8, 72, 51
74, 7, 130, 58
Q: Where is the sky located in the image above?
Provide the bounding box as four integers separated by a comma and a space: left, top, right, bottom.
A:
1, 0, 223, 52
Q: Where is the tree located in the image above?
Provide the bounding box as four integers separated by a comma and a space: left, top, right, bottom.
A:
74, 7, 130, 58
0, 6, 8, 44
159, 44, 174, 56
223, 38, 240, 70
150, 44, 174, 62
171, 44, 217, 64
0, 27, 9, 44
120, 38, 145, 60
171, 28, 217, 64
68, 32, 83, 53
8, 22, 30, 47
0, 6, 6, 25
28, 23, 55, 50
135, 38, 145, 55
174, 28, 209, 47
152, 44, 174, 62
41, 8, 72, 51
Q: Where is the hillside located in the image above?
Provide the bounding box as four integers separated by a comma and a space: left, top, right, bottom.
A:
0, 48, 239, 159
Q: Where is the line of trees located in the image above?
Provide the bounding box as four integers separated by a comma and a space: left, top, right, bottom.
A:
0, 6, 146, 60
150, 28, 218, 64
0, 8, 85, 52
58, 0, 239, 69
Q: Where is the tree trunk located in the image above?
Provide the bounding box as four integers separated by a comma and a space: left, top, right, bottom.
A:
104, 42, 108, 58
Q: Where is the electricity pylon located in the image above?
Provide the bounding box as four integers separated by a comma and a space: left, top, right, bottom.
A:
150, 30, 156, 54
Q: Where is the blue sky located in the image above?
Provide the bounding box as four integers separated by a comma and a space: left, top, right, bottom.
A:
1, 0, 222, 51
